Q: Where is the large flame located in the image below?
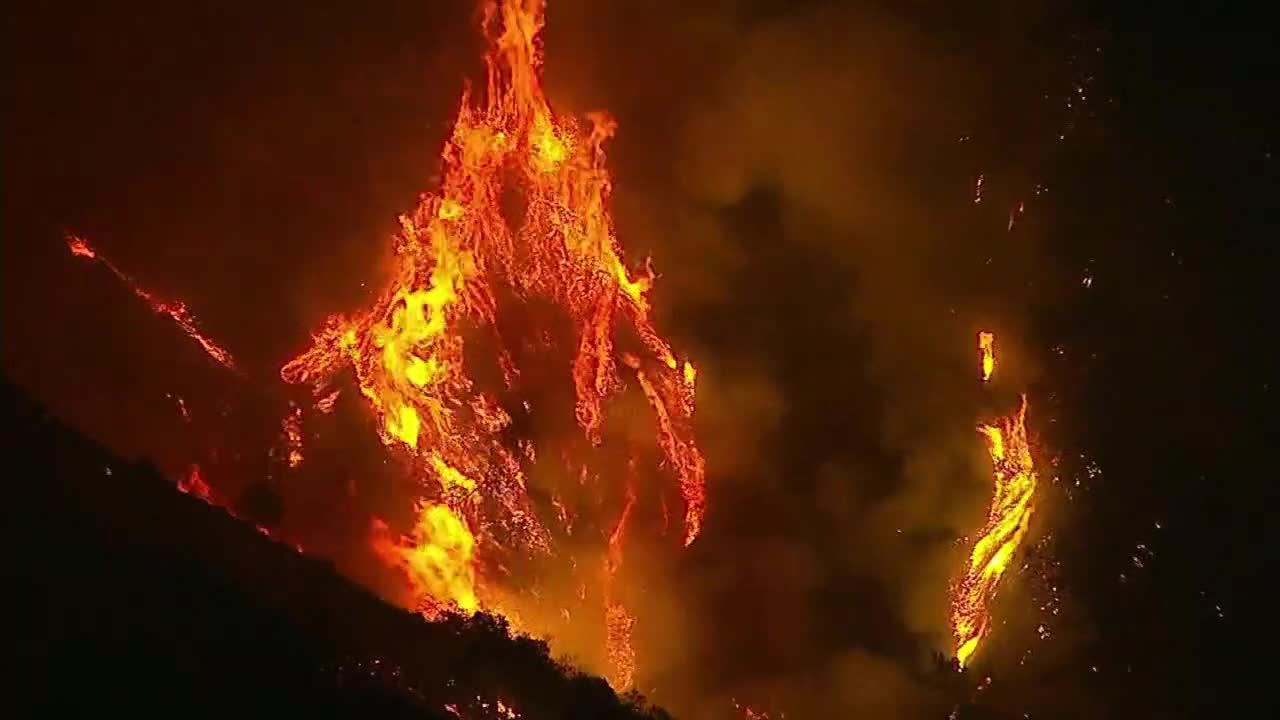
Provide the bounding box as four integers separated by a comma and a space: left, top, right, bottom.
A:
280, 0, 704, 679
951, 393, 1038, 667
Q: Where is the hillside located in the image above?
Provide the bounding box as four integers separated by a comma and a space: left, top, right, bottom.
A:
4, 377, 665, 719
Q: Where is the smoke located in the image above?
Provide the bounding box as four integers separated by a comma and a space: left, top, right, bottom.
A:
537, 0, 1063, 715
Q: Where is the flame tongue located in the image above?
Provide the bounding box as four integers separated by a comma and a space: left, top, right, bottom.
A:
951, 393, 1038, 667
66, 234, 237, 370
280, 0, 705, 679
398, 503, 480, 615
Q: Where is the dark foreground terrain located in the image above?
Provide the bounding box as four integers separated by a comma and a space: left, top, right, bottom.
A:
3, 377, 661, 719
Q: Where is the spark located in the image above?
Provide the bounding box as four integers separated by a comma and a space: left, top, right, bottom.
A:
951, 395, 1038, 667
604, 472, 638, 689
282, 404, 304, 468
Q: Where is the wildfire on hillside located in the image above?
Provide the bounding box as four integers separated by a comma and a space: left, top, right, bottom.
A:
56, 0, 1064, 706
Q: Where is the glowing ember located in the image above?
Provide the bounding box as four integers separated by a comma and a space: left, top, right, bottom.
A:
951, 394, 1038, 667
65, 234, 237, 370
279, 0, 704, 677
443, 697, 522, 719
978, 331, 995, 383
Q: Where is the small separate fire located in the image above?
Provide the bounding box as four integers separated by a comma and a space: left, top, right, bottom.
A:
978, 331, 995, 383
951, 332, 1039, 667
66, 234, 237, 370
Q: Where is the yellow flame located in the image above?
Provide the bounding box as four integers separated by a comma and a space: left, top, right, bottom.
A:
979, 331, 995, 382
431, 453, 477, 493
398, 503, 478, 613
951, 395, 1037, 667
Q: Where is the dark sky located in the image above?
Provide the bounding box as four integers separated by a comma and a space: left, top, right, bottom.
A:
4, 1, 1274, 718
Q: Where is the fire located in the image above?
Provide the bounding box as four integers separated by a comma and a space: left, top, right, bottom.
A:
732, 699, 774, 720
282, 404, 305, 468
444, 697, 522, 719
604, 474, 638, 689
386, 502, 480, 615
177, 464, 213, 502
280, 0, 704, 681
65, 234, 237, 370
951, 395, 1038, 667
978, 331, 995, 382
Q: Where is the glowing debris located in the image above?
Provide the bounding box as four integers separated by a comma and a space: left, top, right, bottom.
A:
282, 404, 304, 468
387, 503, 479, 615
604, 479, 637, 689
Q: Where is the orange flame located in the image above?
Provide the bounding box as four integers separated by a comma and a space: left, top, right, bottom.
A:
951, 394, 1038, 667
380, 503, 479, 616
978, 331, 995, 382
604, 475, 638, 689
279, 0, 704, 678
282, 404, 305, 468
177, 464, 213, 502
66, 234, 237, 370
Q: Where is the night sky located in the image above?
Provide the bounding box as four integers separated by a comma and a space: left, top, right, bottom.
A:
4, 2, 1274, 717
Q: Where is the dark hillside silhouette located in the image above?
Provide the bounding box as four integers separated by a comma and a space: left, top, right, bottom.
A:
4, 376, 666, 719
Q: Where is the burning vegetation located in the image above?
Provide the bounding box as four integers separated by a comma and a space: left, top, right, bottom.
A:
276, 0, 702, 686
